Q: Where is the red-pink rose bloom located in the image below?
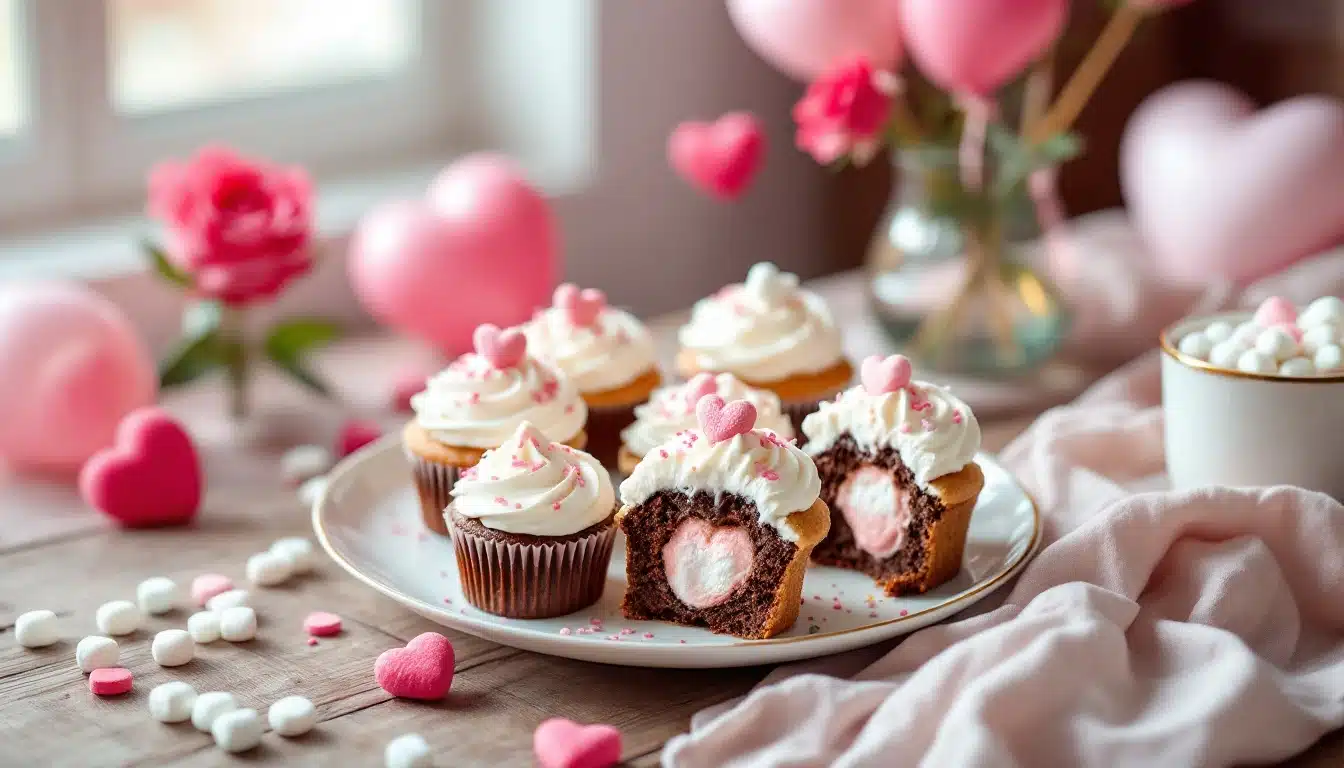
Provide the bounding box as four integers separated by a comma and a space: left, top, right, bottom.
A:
148, 146, 314, 307
793, 58, 894, 166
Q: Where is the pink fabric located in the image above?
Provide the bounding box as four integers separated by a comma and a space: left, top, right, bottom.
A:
664, 223, 1344, 767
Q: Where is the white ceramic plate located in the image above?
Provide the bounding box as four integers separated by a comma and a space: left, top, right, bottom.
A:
314, 437, 1040, 668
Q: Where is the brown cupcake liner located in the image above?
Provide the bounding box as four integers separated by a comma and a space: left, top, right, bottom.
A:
583, 402, 637, 469
406, 449, 461, 536
450, 511, 617, 619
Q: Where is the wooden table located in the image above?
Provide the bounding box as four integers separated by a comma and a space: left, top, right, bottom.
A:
3, 318, 1342, 765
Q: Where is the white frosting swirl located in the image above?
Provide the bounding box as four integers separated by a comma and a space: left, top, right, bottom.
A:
410, 354, 587, 449
620, 373, 794, 458
801, 381, 980, 488
450, 422, 614, 536
619, 428, 820, 542
678, 262, 844, 383
522, 306, 657, 392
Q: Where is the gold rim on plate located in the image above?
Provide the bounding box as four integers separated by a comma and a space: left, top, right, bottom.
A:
1160, 313, 1344, 384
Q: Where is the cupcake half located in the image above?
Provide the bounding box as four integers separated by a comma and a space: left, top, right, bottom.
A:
523, 283, 661, 467
448, 421, 617, 619
617, 394, 830, 639
802, 355, 983, 596
618, 372, 793, 476
404, 324, 588, 536
677, 262, 853, 431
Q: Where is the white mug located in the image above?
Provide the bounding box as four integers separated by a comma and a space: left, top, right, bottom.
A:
1161, 312, 1344, 500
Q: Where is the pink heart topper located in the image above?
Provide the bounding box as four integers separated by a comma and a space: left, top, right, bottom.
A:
696, 395, 758, 444
682, 373, 719, 407
78, 407, 202, 528
1252, 296, 1298, 328
534, 718, 622, 768
472, 323, 527, 370
554, 283, 606, 328
668, 112, 766, 201
860, 354, 913, 395
375, 632, 455, 700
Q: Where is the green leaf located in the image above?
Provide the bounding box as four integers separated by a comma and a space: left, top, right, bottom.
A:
270, 355, 332, 398
180, 300, 223, 337
144, 241, 193, 289
159, 328, 224, 388
1033, 132, 1085, 167
990, 130, 1084, 200
264, 318, 342, 361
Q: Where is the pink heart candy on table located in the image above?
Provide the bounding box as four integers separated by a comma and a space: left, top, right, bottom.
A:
472, 323, 527, 370
1252, 296, 1298, 328
662, 518, 755, 609
335, 419, 382, 459
374, 632, 455, 700
78, 407, 202, 528
534, 718, 623, 768
682, 374, 719, 407
668, 112, 766, 201
860, 354, 913, 395
553, 283, 606, 328
696, 395, 758, 444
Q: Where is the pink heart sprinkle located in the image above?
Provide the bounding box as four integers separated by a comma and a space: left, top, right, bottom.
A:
682, 373, 718, 406
534, 718, 623, 768
696, 395, 757, 444
1253, 296, 1298, 328
554, 283, 607, 328
472, 323, 527, 369
860, 354, 913, 395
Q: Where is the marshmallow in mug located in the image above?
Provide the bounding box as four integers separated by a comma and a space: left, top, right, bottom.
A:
1175, 296, 1343, 377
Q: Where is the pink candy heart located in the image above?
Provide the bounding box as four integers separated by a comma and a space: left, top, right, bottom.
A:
696, 395, 758, 444
860, 354, 913, 395
1252, 296, 1298, 328
534, 718, 622, 768
336, 419, 382, 459
78, 407, 202, 528
668, 112, 766, 201
554, 283, 606, 328
472, 324, 527, 370
682, 373, 718, 407
374, 632, 455, 700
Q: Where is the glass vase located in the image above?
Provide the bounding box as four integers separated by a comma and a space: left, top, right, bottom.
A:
865, 148, 1069, 376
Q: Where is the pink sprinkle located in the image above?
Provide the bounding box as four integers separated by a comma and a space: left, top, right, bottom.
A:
443, 597, 453, 604
620, 628, 635, 635
303, 611, 343, 637
832, 604, 842, 611
491, 475, 499, 481
307, 637, 319, 646
899, 609, 909, 617
761, 469, 779, 482
606, 635, 621, 641
899, 424, 913, 434
512, 459, 527, 468
589, 617, 602, 626
643, 632, 654, 639
659, 449, 668, 459
564, 404, 575, 414
559, 628, 572, 636
869, 612, 878, 618
552, 502, 562, 510
921, 419, 933, 431
495, 496, 508, 506
679, 639, 686, 644
468, 392, 480, 405
812, 595, 821, 600
952, 409, 963, 424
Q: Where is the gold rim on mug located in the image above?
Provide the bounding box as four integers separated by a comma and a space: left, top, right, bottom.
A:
1159, 316, 1344, 384
313, 436, 1043, 648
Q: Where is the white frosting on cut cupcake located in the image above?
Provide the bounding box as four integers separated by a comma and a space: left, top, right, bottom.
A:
450, 422, 613, 536
410, 354, 586, 449
523, 306, 657, 393
678, 262, 843, 383
619, 427, 820, 543
621, 373, 793, 458
801, 381, 980, 488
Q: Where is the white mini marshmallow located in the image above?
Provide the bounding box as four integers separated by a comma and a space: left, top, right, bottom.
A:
1302, 323, 1341, 355
1177, 332, 1213, 360
188, 611, 222, 643
191, 691, 238, 732
206, 589, 250, 612
1209, 340, 1246, 369
1315, 344, 1343, 372
1254, 326, 1300, 362
246, 551, 292, 587
15, 610, 59, 648
95, 600, 142, 636
149, 681, 198, 723
298, 476, 329, 507
1279, 357, 1317, 377
268, 695, 318, 737
151, 629, 195, 667
1203, 320, 1234, 343
270, 537, 317, 574
1231, 322, 1262, 346
219, 606, 257, 642
385, 733, 432, 768
136, 577, 181, 615
1236, 349, 1277, 375
212, 708, 263, 753
281, 444, 333, 485
1299, 296, 1344, 328
75, 636, 119, 673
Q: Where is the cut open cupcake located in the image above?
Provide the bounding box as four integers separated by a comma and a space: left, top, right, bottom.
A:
802, 354, 983, 596
617, 394, 829, 639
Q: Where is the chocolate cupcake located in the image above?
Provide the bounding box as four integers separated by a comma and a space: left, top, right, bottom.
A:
523, 283, 662, 467
448, 422, 617, 619
676, 262, 853, 432
404, 324, 588, 536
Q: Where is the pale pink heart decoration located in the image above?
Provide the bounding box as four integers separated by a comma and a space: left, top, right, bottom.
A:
661, 518, 755, 609
860, 354, 913, 395
1252, 296, 1298, 328
899, 0, 1067, 96
1121, 81, 1344, 284
682, 374, 719, 408
668, 113, 766, 201
553, 283, 606, 328
695, 395, 758, 444
726, 0, 903, 82
472, 324, 527, 370
533, 718, 622, 768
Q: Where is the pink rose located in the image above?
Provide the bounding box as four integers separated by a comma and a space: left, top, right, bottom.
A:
793, 58, 894, 165
148, 146, 314, 307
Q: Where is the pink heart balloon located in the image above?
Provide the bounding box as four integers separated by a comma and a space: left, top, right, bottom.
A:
0, 282, 156, 473
348, 154, 559, 356
1121, 81, 1344, 284
669, 113, 766, 201
899, 0, 1066, 96
727, 0, 903, 82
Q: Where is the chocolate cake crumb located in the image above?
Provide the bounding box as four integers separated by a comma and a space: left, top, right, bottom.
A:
810, 435, 947, 596
620, 490, 796, 638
